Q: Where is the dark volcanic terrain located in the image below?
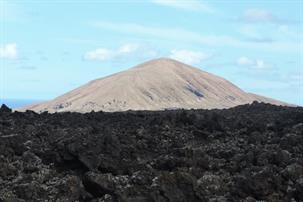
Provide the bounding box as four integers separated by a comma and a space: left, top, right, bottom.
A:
0, 102, 303, 202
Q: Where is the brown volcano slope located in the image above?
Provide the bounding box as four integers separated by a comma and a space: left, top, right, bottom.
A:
20, 58, 290, 113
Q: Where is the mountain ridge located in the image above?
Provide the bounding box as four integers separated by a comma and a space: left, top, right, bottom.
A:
19, 58, 291, 113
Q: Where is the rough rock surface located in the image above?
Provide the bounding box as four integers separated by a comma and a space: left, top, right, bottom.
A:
1, 102, 303, 201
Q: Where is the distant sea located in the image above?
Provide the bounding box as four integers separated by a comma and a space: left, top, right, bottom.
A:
0, 99, 44, 109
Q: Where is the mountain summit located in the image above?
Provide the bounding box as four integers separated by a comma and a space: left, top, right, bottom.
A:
21, 58, 289, 112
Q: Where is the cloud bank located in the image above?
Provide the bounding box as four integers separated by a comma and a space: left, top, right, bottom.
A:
169, 49, 211, 65
151, 0, 213, 12
84, 44, 158, 61
239, 9, 299, 24
0, 43, 18, 59
90, 21, 301, 53
237, 56, 271, 69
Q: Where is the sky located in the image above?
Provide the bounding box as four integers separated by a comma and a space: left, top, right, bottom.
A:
0, 0, 302, 106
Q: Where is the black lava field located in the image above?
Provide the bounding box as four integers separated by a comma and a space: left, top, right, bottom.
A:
0, 102, 303, 202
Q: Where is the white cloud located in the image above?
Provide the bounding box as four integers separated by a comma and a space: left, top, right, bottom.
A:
90, 21, 239, 46
255, 59, 268, 69
169, 49, 211, 64
0, 43, 18, 59
90, 21, 302, 53
239, 26, 259, 39
118, 44, 140, 54
237, 56, 271, 69
237, 56, 254, 66
240, 9, 297, 24
86, 46, 212, 65
151, 0, 213, 12
239, 25, 272, 42
84, 48, 113, 60
243, 9, 274, 23
84, 44, 157, 61
278, 25, 303, 40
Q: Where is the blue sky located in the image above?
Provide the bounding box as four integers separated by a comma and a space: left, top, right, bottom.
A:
0, 0, 302, 105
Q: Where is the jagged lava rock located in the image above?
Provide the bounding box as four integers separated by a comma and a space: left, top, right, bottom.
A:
0, 103, 303, 201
